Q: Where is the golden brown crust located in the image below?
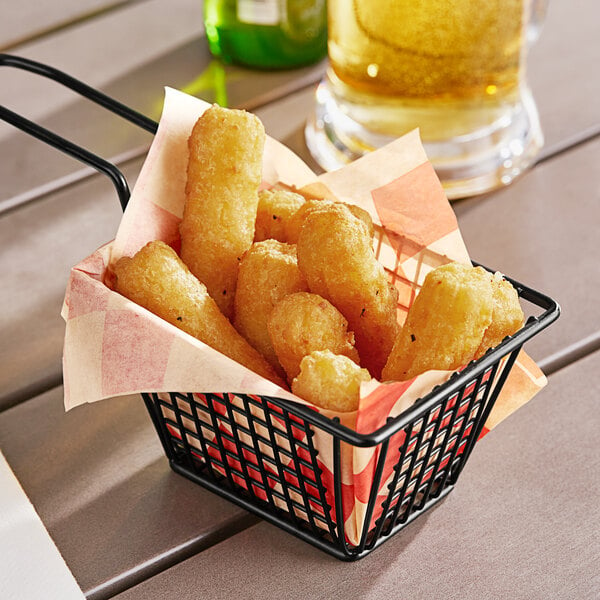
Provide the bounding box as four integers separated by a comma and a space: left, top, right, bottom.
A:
285, 198, 374, 244
382, 263, 523, 381
233, 240, 309, 376
296, 203, 398, 379
268, 291, 360, 383
475, 272, 524, 358
179, 105, 265, 319
291, 350, 371, 412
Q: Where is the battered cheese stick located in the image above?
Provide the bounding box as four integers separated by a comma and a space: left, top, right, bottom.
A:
113, 241, 286, 389
381, 263, 523, 382
292, 350, 371, 412
296, 203, 398, 379
268, 291, 361, 383
233, 240, 309, 377
180, 105, 265, 319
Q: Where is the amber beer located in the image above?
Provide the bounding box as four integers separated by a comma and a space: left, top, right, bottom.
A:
307, 0, 544, 197
327, 0, 527, 140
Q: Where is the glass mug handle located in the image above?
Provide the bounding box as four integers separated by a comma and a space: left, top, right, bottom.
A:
527, 0, 549, 46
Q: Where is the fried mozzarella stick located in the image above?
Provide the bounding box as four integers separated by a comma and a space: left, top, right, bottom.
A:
297, 203, 398, 379
234, 239, 309, 377
268, 291, 361, 383
180, 105, 265, 319
381, 263, 524, 382
292, 350, 371, 412
113, 241, 286, 388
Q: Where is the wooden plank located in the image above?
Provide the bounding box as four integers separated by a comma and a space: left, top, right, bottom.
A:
2, 0, 202, 118
528, 0, 600, 158
0, 0, 207, 208
111, 350, 600, 600
0, 0, 135, 50
0, 386, 257, 600
0, 159, 136, 410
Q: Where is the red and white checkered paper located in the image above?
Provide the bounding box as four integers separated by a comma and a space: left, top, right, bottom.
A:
62, 88, 547, 545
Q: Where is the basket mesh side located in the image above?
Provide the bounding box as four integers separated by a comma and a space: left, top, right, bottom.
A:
365, 361, 501, 550
151, 392, 338, 543
143, 349, 512, 558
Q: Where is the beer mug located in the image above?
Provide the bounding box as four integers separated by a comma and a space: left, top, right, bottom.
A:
305, 0, 548, 199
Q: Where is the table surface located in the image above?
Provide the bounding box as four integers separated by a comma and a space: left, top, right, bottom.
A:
1, 1, 598, 598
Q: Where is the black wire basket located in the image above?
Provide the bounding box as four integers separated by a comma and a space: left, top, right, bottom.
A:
1, 54, 560, 561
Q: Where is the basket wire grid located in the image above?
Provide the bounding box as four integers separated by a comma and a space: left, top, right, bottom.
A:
1, 53, 560, 560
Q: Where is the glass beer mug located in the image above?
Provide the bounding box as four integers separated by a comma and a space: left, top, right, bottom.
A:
305, 0, 548, 199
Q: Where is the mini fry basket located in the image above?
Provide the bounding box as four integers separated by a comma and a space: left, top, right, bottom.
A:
1, 54, 560, 561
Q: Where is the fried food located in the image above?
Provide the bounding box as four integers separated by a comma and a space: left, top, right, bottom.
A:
285, 198, 374, 244
296, 203, 398, 379
113, 240, 286, 388
381, 262, 524, 382
254, 189, 305, 242
234, 240, 309, 376
180, 104, 265, 319
292, 350, 371, 412
267, 291, 360, 382
476, 271, 524, 358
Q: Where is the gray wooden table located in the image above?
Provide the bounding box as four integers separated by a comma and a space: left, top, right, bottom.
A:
1, 1, 598, 598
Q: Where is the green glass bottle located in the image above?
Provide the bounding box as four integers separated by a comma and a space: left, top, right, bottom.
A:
203, 0, 327, 69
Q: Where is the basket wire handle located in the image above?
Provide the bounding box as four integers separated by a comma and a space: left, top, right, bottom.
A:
0, 53, 159, 211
